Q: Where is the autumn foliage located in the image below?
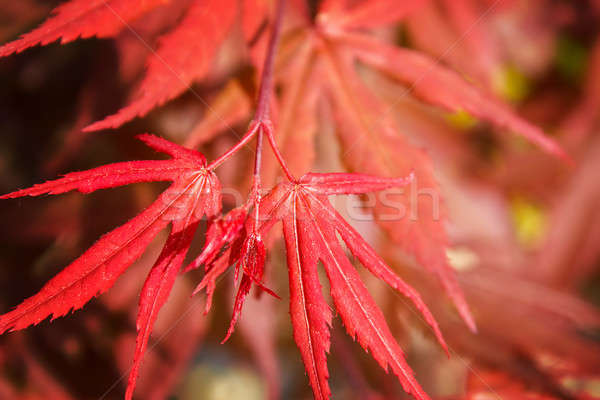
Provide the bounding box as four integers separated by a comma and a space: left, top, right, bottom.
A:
0, 0, 599, 399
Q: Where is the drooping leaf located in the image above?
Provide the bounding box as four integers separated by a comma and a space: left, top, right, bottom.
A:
322, 46, 477, 332
332, 31, 568, 159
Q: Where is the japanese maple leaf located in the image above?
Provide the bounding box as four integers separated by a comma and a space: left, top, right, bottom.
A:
0, 0, 166, 57
84, 0, 237, 131
194, 170, 448, 400
0, 134, 221, 400
257, 0, 569, 333
182, 206, 251, 319
186, 203, 279, 342
0, 0, 238, 132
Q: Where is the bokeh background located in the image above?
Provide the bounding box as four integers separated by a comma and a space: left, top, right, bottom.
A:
1, 1, 600, 399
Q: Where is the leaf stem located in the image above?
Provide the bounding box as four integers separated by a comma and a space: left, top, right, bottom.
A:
264, 122, 295, 181
208, 0, 288, 177
206, 121, 260, 170
253, 127, 264, 178
251, 125, 264, 224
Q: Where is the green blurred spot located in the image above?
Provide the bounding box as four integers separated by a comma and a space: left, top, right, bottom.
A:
446, 109, 478, 130
586, 379, 600, 397
562, 376, 600, 398
510, 196, 547, 247
555, 35, 588, 83
562, 377, 580, 392
179, 364, 265, 400
493, 65, 530, 103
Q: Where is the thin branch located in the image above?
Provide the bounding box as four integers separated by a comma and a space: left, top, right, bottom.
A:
255, 0, 286, 122
208, 0, 286, 174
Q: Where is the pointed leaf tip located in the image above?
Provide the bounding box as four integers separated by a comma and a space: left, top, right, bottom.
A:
337, 32, 570, 160
0, 136, 222, 396
222, 235, 267, 343
260, 183, 433, 400
136, 133, 207, 164
0, 0, 166, 58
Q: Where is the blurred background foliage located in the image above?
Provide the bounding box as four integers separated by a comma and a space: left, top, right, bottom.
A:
1, 0, 600, 399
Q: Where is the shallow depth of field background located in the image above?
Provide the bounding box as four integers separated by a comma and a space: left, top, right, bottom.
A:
1, 1, 600, 399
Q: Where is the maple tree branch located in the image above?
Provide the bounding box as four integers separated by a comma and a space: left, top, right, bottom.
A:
253, 0, 298, 182
254, 0, 286, 122
251, 126, 264, 223
208, 0, 287, 176
253, 126, 264, 179
251, 0, 286, 226
252, 0, 289, 190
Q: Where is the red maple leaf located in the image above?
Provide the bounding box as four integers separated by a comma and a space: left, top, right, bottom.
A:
252, 0, 569, 334
275, 172, 449, 400
0, 0, 238, 133
84, 0, 237, 131
0, 0, 166, 57
0, 0, 575, 399
193, 169, 449, 400
0, 134, 221, 399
